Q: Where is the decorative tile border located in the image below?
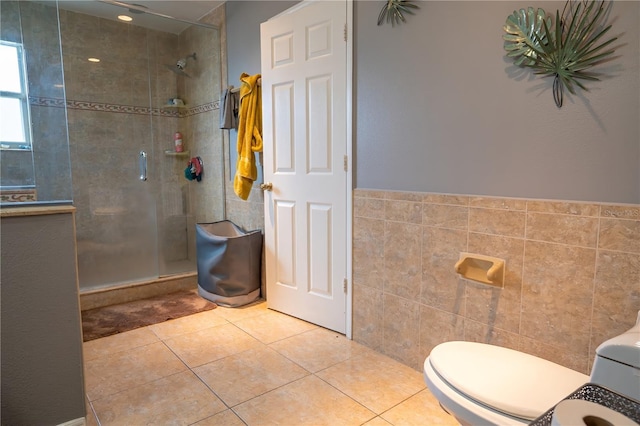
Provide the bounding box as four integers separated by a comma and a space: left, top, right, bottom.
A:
29, 97, 66, 109
0, 188, 37, 203
29, 96, 219, 118
186, 101, 220, 116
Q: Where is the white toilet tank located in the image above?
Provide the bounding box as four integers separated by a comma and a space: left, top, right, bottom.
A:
590, 311, 640, 402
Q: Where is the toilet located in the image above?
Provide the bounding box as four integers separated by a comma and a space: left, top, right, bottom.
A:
423, 311, 640, 426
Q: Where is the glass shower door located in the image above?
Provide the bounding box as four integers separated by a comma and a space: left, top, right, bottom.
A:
60, 0, 221, 292
70, 114, 160, 291
62, 8, 162, 291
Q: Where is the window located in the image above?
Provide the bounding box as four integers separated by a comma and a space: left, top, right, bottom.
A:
0, 41, 32, 150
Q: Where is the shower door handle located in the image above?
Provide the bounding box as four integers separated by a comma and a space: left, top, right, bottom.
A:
139, 151, 147, 181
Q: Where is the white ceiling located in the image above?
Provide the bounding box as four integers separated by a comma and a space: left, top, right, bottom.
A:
56, 0, 224, 34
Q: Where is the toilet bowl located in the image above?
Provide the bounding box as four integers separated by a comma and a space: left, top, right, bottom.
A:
423, 311, 640, 426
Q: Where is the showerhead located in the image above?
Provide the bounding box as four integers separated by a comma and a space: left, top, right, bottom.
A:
165, 53, 196, 78
164, 64, 190, 77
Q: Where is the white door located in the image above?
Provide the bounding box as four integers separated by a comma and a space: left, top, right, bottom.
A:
261, 0, 350, 333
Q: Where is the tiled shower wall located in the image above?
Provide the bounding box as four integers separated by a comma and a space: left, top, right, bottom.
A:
60, 10, 182, 284
177, 12, 225, 261
353, 189, 640, 375
59, 8, 224, 286
0, 2, 72, 201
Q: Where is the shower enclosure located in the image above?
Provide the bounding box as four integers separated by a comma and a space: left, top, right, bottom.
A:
1, 1, 226, 292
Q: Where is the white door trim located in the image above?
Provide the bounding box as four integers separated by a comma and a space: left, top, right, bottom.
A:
345, 0, 354, 339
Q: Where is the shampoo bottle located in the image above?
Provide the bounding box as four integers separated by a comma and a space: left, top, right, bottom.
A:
174, 132, 183, 152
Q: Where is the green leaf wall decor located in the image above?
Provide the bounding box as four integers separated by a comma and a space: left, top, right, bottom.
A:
377, 0, 419, 26
503, 0, 618, 108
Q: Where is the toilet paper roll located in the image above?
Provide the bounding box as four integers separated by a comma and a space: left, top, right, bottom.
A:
551, 399, 639, 426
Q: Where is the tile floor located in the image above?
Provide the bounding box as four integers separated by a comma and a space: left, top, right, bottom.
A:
83, 300, 459, 426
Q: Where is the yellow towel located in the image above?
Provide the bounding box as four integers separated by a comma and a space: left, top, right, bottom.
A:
233, 73, 262, 200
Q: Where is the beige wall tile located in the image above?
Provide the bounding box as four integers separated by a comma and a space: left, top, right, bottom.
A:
469, 208, 526, 238
599, 217, 640, 253
382, 293, 421, 369
384, 221, 422, 300
527, 200, 599, 216
419, 305, 464, 357
354, 197, 385, 219
463, 318, 520, 351
465, 233, 524, 333
600, 204, 640, 219
354, 189, 386, 199
591, 250, 640, 350
521, 241, 595, 353
385, 199, 422, 224
353, 217, 385, 290
423, 203, 468, 230
353, 189, 640, 376
519, 336, 590, 375
353, 284, 384, 352
469, 196, 526, 211
421, 227, 467, 314
385, 191, 423, 202
422, 194, 469, 206
527, 212, 599, 247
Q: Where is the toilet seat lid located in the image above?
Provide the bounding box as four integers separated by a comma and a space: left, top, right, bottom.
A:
429, 341, 589, 420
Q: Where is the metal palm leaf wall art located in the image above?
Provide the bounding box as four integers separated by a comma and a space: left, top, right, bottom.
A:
503, 0, 618, 108
377, 0, 419, 26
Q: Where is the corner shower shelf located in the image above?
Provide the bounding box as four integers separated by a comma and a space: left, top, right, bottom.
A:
164, 150, 190, 157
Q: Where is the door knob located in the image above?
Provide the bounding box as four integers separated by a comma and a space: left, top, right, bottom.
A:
260, 182, 273, 191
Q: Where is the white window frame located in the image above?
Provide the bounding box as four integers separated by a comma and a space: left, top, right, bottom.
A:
0, 40, 32, 151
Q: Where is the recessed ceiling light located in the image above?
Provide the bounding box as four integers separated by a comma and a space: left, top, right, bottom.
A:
118, 15, 133, 22
88, 58, 100, 63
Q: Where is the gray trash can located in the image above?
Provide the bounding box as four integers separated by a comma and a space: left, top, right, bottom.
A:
196, 220, 263, 307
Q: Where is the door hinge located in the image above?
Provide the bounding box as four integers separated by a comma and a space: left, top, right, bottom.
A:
344, 23, 347, 42
343, 278, 348, 293
343, 155, 348, 172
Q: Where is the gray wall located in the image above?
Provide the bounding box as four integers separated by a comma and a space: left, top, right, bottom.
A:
223, 0, 297, 235
355, 1, 639, 204
225, 0, 298, 189
226, 1, 639, 204
226, 1, 298, 92
1, 210, 85, 425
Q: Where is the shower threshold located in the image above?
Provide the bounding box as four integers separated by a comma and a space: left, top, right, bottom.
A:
79, 272, 197, 311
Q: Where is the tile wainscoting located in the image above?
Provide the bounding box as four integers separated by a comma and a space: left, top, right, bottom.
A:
352, 189, 640, 374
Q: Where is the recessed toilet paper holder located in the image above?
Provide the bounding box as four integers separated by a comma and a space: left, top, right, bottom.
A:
455, 253, 505, 287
